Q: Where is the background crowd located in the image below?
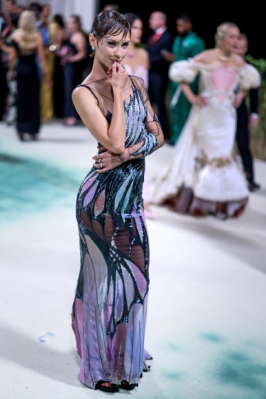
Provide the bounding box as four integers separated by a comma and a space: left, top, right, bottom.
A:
0, 1, 262, 197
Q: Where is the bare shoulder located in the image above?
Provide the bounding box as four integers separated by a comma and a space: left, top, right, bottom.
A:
72, 31, 86, 43
231, 52, 245, 67
11, 30, 20, 41
72, 83, 97, 107
137, 47, 148, 57
136, 47, 149, 67
193, 49, 214, 64
130, 74, 143, 87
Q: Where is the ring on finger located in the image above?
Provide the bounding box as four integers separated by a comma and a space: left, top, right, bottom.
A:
100, 162, 103, 168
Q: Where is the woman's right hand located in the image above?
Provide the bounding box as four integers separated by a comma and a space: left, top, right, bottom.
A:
92, 146, 128, 173
189, 94, 208, 107
107, 61, 128, 90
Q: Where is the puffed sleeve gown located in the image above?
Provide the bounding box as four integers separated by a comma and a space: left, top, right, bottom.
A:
149, 60, 261, 218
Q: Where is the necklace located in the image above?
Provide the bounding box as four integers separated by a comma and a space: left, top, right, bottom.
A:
215, 48, 231, 62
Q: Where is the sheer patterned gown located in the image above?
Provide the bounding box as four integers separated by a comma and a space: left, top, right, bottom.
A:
72, 76, 163, 389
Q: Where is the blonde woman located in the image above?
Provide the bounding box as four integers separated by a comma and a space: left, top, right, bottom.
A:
149, 22, 261, 219
8, 10, 50, 141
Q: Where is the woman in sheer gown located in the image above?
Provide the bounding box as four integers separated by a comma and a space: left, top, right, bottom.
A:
71, 10, 164, 393
149, 22, 261, 219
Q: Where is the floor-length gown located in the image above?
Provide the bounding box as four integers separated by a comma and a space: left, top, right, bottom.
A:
61, 38, 85, 120
149, 60, 261, 218
11, 40, 40, 136
53, 54, 64, 118
72, 76, 163, 389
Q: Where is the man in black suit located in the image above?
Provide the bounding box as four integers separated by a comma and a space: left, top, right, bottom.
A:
146, 11, 173, 140
234, 33, 261, 191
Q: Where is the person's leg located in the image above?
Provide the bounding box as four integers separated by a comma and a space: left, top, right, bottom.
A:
236, 121, 258, 187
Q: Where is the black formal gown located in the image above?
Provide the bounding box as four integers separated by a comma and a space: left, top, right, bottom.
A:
61, 38, 85, 119
11, 40, 40, 136
53, 53, 64, 118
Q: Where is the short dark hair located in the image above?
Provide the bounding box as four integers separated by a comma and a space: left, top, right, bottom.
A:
123, 12, 140, 27
239, 32, 249, 46
53, 13, 65, 28
91, 10, 130, 42
177, 14, 192, 23
10, 13, 18, 27
103, 3, 120, 12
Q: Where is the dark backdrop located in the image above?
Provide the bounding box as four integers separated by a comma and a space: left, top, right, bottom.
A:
99, 1, 264, 58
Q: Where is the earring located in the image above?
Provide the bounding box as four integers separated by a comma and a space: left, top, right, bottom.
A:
91, 46, 95, 50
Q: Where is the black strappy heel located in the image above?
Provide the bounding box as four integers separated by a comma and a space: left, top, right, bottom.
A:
119, 380, 137, 391
95, 380, 119, 393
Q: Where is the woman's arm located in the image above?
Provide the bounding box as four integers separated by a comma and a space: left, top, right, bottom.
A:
179, 81, 208, 107
92, 79, 164, 173
67, 32, 86, 62
7, 44, 17, 81
36, 33, 50, 82
72, 62, 128, 154
233, 89, 247, 108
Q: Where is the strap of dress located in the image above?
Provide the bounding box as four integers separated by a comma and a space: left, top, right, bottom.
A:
76, 84, 99, 105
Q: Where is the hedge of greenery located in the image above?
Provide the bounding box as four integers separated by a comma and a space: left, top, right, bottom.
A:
245, 55, 266, 160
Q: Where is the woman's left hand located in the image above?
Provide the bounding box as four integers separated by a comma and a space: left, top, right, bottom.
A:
233, 90, 247, 108
44, 75, 53, 87
93, 147, 128, 173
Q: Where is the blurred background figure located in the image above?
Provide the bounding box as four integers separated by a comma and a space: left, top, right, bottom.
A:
2, 0, 18, 25
122, 12, 149, 87
60, 14, 86, 126
0, 0, 18, 120
162, 14, 205, 145
146, 11, 173, 141
234, 33, 261, 192
52, 13, 65, 119
16, 4, 25, 16
123, 12, 156, 219
149, 22, 261, 219
37, 3, 58, 121
0, 12, 19, 125
8, 9, 50, 141
102, 3, 120, 12
28, 1, 42, 22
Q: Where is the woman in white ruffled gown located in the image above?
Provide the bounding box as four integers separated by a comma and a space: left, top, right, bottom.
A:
149, 22, 261, 218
